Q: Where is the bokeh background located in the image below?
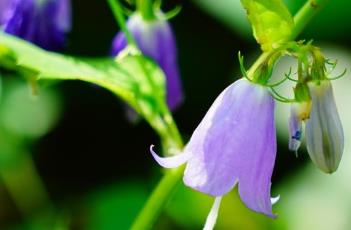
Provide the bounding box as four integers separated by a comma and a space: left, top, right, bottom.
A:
1, 0, 351, 229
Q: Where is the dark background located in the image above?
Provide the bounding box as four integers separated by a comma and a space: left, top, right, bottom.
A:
1, 0, 351, 229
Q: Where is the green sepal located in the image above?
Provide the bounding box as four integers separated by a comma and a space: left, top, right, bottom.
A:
294, 83, 311, 102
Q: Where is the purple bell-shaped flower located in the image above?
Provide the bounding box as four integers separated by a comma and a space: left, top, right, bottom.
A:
151, 78, 278, 229
1, 0, 71, 51
111, 11, 183, 111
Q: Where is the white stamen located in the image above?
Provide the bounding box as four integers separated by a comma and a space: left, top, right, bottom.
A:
203, 197, 222, 230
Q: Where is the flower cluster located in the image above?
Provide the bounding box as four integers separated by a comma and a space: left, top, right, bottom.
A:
151, 43, 344, 229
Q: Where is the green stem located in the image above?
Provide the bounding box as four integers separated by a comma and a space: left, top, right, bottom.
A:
107, 0, 137, 46
137, 0, 155, 20
131, 166, 184, 230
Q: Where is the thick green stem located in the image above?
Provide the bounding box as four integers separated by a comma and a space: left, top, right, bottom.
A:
131, 166, 184, 230
130, 0, 331, 229
137, 0, 155, 21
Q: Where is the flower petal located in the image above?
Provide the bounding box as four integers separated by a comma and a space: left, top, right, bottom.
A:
271, 195, 280, 205
183, 78, 277, 217
150, 145, 191, 168
3, 0, 71, 50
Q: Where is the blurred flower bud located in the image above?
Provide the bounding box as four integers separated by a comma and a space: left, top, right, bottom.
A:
111, 11, 183, 111
1, 0, 71, 51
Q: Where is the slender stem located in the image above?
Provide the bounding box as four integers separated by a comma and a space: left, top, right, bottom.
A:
137, 0, 155, 20
289, 0, 329, 40
107, 0, 136, 46
131, 166, 184, 230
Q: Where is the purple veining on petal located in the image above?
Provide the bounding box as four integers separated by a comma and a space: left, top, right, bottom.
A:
3, 0, 71, 51
182, 78, 277, 217
111, 13, 183, 111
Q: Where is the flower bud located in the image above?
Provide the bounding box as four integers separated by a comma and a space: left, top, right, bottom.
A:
111, 11, 183, 111
1, 0, 71, 51
305, 80, 344, 173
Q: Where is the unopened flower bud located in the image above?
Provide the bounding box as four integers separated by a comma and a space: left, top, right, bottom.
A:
305, 80, 344, 173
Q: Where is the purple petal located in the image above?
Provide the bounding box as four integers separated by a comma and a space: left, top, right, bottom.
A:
111, 12, 183, 111
55, 0, 71, 32
183, 78, 277, 217
3, 0, 71, 51
0, 0, 13, 25
150, 145, 191, 168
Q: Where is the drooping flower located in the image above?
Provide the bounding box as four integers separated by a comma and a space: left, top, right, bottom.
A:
111, 12, 183, 111
305, 80, 344, 173
151, 78, 278, 228
1, 0, 71, 51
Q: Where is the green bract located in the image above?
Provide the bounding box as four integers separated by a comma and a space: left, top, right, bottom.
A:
241, 0, 294, 52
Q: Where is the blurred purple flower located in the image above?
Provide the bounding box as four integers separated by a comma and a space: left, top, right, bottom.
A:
151, 78, 278, 228
1, 0, 71, 51
0, 0, 12, 25
111, 12, 183, 111
305, 80, 344, 173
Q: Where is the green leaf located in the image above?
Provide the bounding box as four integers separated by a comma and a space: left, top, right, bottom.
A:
0, 32, 168, 135
241, 0, 294, 51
